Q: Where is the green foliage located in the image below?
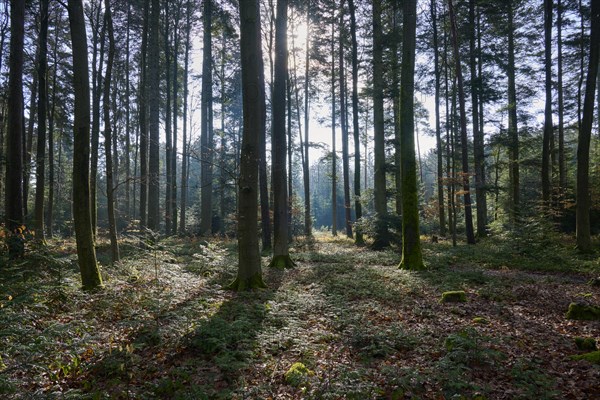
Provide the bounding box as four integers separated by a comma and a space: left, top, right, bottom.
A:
570, 351, 600, 364
510, 359, 559, 399
574, 337, 598, 351
284, 362, 313, 387
348, 322, 417, 360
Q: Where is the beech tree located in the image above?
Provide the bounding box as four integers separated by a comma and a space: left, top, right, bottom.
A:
228, 0, 267, 290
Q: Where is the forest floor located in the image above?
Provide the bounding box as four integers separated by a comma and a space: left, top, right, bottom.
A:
0, 229, 599, 399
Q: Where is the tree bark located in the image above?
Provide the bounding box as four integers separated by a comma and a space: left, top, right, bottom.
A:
34, 0, 50, 242
542, 0, 553, 205
179, 0, 192, 234
507, 0, 520, 223
139, 0, 150, 228
399, 0, 424, 270
448, 0, 475, 244
432, 0, 446, 236
147, 0, 161, 231
67, 0, 102, 290
5, 0, 25, 238
200, 0, 214, 236
331, 13, 338, 237
339, 0, 352, 239
302, 0, 312, 238
228, 0, 267, 290
576, 0, 599, 252
269, 0, 295, 269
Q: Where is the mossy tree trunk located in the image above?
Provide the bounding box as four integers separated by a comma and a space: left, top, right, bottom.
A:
399, 0, 424, 271
67, 0, 103, 290
229, 0, 267, 290
200, 0, 214, 236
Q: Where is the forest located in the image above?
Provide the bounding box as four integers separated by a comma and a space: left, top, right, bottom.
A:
0, 0, 599, 398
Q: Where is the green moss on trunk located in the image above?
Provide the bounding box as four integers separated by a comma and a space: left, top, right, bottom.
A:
268, 254, 296, 269
225, 273, 267, 291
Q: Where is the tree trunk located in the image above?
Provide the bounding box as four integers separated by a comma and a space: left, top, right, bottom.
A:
432, 0, 446, 236
125, 1, 132, 219
448, 0, 475, 244
228, 0, 267, 290
24, 50, 38, 220
103, 0, 120, 263
5, 0, 25, 241
576, 0, 599, 252
469, 0, 486, 237
269, 0, 295, 269
180, 0, 191, 234
372, 0, 389, 249
147, 0, 161, 231
171, 4, 180, 236
139, 0, 150, 228
302, 0, 312, 238
399, 0, 424, 270
67, 0, 102, 290
164, 2, 173, 234
339, 0, 352, 239
542, 0, 553, 205
349, 0, 363, 246
34, 0, 50, 242
331, 14, 338, 237
200, 0, 214, 236
557, 0, 566, 191
507, 0, 520, 223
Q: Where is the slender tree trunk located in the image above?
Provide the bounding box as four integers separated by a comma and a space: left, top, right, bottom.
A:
542, 0, 553, 205
228, 0, 267, 290
331, 15, 338, 237
339, 0, 352, 239
5, 0, 25, 242
469, 0, 486, 237
139, 0, 150, 228
67, 0, 102, 290
102, 0, 119, 263
269, 0, 295, 269
302, 0, 312, 238
432, 0, 446, 236
259, 43, 272, 250
147, 0, 161, 231
125, 1, 131, 219
576, 0, 599, 252
90, 2, 105, 236
349, 0, 363, 246
393, 0, 402, 219
557, 0, 566, 192
164, 2, 173, 233
200, 0, 214, 236
180, 0, 191, 234
34, 0, 50, 242
507, 0, 520, 223
448, 0, 475, 244
399, 0, 424, 270
24, 51, 38, 220
171, 4, 180, 235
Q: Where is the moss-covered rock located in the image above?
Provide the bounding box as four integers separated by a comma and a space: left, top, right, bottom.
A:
570, 351, 600, 365
284, 362, 313, 387
472, 317, 489, 325
441, 290, 467, 303
574, 337, 598, 351
565, 302, 600, 320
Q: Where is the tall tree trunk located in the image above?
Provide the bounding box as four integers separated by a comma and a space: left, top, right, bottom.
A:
470, 0, 486, 237
164, 2, 173, 234
348, 0, 363, 246
448, 0, 475, 244
179, 0, 191, 234
228, 0, 267, 290
34, 0, 50, 242
5, 0, 25, 244
542, 0, 553, 205
557, 0, 566, 191
46, 11, 61, 237
147, 0, 161, 231
576, 0, 599, 252
393, 0, 402, 218
432, 0, 446, 236
24, 51, 38, 220
302, 0, 312, 238
200, 0, 214, 236
125, 1, 132, 219
331, 14, 338, 236
269, 0, 295, 269
90, 1, 105, 236
339, 0, 352, 239
139, 0, 150, 228
259, 40, 272, 250
507, 0, 520, 223
399, 0, 424, 270
372, 0, 389, 249
171, 4, 180, 235
67, 0, 102, 290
